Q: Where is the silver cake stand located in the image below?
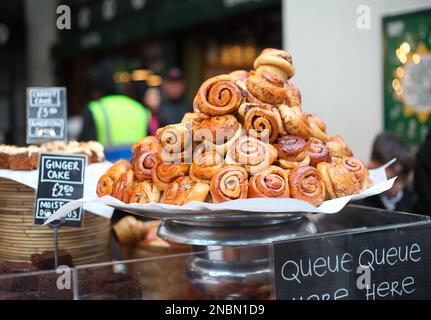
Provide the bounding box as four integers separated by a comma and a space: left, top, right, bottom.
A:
114, 204, 319, 299
157, 214, 318, 300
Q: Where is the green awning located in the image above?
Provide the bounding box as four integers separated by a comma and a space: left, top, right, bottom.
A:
53, 0, 280, 60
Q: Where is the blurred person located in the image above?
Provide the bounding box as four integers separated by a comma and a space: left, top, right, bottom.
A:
414, 130, 431, 216
159, 67, 191, 127
144, 87, 161, 136
68, 115, 83, 141
79, 64, 151, 162
356, 132, 415, 212
133, 81, 161, 136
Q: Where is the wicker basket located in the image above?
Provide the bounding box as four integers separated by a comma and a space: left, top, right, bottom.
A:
0, 178, 112, 266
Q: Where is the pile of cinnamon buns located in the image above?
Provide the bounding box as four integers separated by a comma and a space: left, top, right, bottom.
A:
97, 48, 372, 208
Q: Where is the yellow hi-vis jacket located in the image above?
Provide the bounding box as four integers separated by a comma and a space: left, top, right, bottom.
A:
88, 95, 150, 147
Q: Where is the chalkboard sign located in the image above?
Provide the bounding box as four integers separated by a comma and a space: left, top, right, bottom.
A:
273, 223, 431, 300
34, 153, 86, 228
26, 87, 67, 144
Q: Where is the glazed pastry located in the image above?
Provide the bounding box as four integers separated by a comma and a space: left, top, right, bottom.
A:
210, 165, 249, 203
131, 145, 158, 181
238, 103, 286, 143
229, 70, 249, 90
112, 169, 135, 203
39, 141, 105, 164
0, 145, 12, 169
7, 147, 27, 170
247, 69, 287, 105
157, 123, 193, 163
181, 112, 203, 128
253, 48, 295, 80
336, 157, 372, 191
248, 166, 290, 198
97, 160, 132, 197
225, 135, 278, 175
275, 136, 310, 170
28, 146, 40, 169
130, 181, 161, 204
278, 105, 311, 140
161, 176, 210, 205
289, 166, 326, 207
41, 141, 67, 152
247, 49, 295, 104
285, 82, 302, 108
151, 157, 190, 191
194, 75, 246, 117
326, 135, 353, 159
82, 141, 105, 163
317, 162, 361, 200
305, 138, 331, 167
336, 157, 368, 182
307, 114, 329, 143
132, 136, 158, 153
64, 141, 93, 161
193, 115, 242, 154
190, 144, 224, 184
8, 147, 39, 171
229, 70, 261, 103
112, 216, 150, 247
71, 141, 105, 163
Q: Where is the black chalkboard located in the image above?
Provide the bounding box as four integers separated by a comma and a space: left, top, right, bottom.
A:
34, 153, 86, 228
273, 222, 431, 300
26, 87, 67, 144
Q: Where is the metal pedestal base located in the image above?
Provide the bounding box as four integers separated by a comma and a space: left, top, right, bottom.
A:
158, 217, 317, 300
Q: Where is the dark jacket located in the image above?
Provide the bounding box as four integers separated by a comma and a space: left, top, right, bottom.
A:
355, 189, 415, 213
158, 97, 191, 128
414, 132, 431, 217
79, 107, 97, 142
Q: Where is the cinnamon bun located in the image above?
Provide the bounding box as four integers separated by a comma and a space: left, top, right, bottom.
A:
238, 103, 285, 143
248, 166, 290, 198
97, 160, 131, 197
194, 75, 246, 117
151, 157, 190, 191
289, 166, 326, 207
130, 181, 161, 204
225, 135, 278, 175
210, 165, 249, 203
275, 135, 310, 169
317, 162, 361, 199
305, 138, 331, 167
161, 176, 210, 205
157, 123, 193, 163
326, 135, 353, 159
278, 105, 311, 140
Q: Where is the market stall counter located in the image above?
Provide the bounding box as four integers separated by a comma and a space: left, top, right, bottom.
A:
1, 205, 430, 300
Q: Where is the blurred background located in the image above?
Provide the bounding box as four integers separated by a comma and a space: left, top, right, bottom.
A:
0, 0, 430, 161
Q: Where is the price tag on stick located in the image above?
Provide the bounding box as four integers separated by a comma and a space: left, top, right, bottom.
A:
34, 153, 86, 228
26, 87, 67, 144
47, 218, 66, 269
